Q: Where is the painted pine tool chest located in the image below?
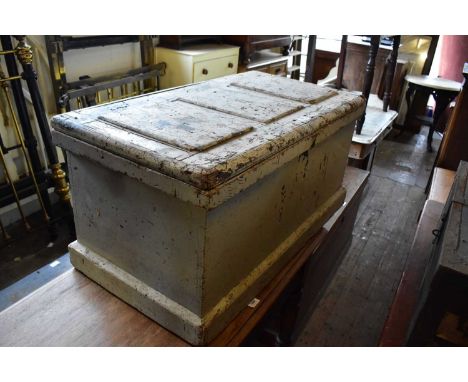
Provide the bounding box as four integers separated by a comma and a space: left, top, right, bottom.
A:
51, 71, 365, 345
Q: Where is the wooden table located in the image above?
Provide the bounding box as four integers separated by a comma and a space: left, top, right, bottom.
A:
404, 75, 461, 152
348, 95, 398, 171
0, 167, 369, 346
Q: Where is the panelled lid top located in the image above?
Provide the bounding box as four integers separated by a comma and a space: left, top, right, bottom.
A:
51, 71, 365, 191
98, 100, 256, 151
230, 71, 337, 104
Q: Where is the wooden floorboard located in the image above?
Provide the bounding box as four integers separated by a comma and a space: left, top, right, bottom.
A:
295, 127, 439, 346
346, 184, 424, 345
294, 176, 391, 345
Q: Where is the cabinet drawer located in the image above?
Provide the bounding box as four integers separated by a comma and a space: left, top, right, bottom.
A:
193, 55, 238, 83
267, 61, 288, 77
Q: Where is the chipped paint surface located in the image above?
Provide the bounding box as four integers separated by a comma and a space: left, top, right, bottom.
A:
53, 72, 365, 345
178, 84, 305, 123
230, 71, 338, 103
51, 71, 365, 194
98, 100, 257, 151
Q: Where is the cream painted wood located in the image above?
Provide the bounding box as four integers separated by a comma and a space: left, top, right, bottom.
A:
405, 74, 462, 92
231, 71, 338, 103
351, 106, 398, 145
179, 85, 306, 123
51, 71, 365, 345
155, 44, 239, 89
52, 72, 365, 194
193, 55, 238, 83
98, 100, 257, 151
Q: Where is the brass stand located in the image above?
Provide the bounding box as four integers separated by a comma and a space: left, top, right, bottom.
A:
1, 69, 50, 223
13, 36, 72, 207
50, 164, 70, 203
0, 141, 31, 231
0, 35, 74, 239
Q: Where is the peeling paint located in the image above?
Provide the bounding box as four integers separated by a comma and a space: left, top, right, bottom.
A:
55, 72, 362, 345
51, 71, 365, 193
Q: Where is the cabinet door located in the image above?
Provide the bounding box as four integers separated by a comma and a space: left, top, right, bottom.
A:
193, 55, 238, 83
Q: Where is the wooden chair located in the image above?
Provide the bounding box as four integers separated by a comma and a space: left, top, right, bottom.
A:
305, 35, 401, 171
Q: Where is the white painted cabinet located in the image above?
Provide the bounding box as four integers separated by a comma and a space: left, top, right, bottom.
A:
155, 44, 239, 89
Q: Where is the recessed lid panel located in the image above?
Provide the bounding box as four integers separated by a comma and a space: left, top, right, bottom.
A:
179, 84, 305, 123
98, 100, 256, 151
230, 71, 338, 104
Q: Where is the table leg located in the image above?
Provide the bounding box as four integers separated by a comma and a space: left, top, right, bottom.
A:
428, 91, 454, 152
336, 35, 348, 90
403, 82, 416, 130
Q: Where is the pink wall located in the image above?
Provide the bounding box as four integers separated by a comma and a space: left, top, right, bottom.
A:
439, 35, 468, 82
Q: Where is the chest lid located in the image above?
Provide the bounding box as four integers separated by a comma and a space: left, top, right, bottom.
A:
97, 100, 256, 151
51, 71, 365, 191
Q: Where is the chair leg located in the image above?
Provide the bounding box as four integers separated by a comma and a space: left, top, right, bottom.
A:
304, 35, 317, 84
383, 35, 401, 112
336, 35, 348, 90
356, 35, 380, 135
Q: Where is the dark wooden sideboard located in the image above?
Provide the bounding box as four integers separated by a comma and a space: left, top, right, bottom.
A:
313, 49, 340, 83
221, 35, 292, 64
312, 38, 408, 112
342, 41, 409, 111
237, 50, 289, 77
158, 36, 221, 49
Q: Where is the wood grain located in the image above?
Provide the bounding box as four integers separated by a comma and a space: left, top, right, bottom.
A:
0, 270, 188, 346
0, 230, 325, 347
378, 200, 444, 346
427, 167, 456, 204
436, 66, 468, 170
406, 161, 468, 345
342, 40, 386, 94
296, 172, 427, 346
210, 229, 327, 346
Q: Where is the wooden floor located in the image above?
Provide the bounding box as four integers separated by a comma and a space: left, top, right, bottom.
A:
295, 127, 441, 346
